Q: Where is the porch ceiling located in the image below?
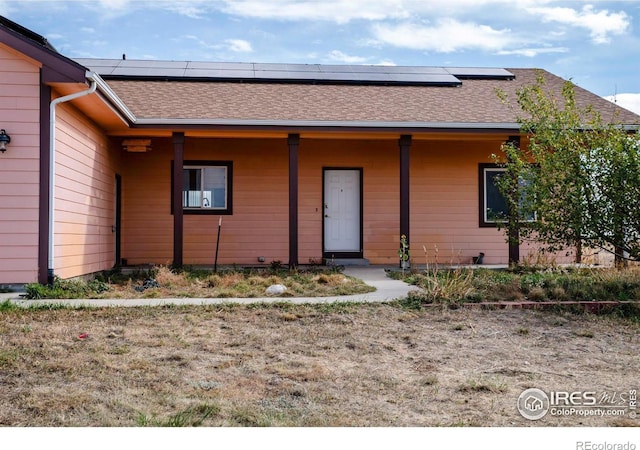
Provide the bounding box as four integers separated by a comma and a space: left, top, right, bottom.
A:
50, 82, 132, 133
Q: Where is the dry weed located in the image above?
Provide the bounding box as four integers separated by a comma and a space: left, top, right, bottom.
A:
154, 266, 189, 288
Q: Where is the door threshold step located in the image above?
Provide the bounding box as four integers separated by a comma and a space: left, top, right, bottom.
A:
326, 258, 370, 266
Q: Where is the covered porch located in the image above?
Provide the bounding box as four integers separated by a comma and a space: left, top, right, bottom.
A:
114, 128, 523, 269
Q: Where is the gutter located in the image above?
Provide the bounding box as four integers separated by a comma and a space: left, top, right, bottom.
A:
132, 119, 640, 131
47, 71, 97, 284
92, 74, 137, 124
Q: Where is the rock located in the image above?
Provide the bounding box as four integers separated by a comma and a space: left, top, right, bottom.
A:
134, 278, 160, 292
266, 284, 287, 295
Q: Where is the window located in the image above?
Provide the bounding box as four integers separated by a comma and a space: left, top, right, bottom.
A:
479, 163, 535, 227
173, 161, 233, 215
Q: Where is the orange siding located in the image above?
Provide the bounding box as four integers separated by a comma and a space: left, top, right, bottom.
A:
120, 140, 173, 264
0, 44, 41, 283
411, 140, 575, 265
122, 136, 560, 267
411, 140, 506, 264
53, 101, 120, 278
122, 137, 289, 266
299, 139, 399, 264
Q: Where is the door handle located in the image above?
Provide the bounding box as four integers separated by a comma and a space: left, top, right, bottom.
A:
325, 214, 329, 218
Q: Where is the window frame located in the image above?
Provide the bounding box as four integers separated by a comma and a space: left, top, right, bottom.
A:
171, 160, 233, 215
479, 163, 536, 227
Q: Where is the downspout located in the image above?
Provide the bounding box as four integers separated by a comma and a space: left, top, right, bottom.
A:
47, 71, 97, 284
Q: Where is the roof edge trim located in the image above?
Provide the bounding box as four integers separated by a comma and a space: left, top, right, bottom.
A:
89, 72, 137, 123
133, 118, 522, 130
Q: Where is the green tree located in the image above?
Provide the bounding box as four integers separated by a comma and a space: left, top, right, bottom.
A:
495, 72, 640, 265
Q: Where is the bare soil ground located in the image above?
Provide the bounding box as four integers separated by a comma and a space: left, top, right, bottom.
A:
0, 303, 638, 427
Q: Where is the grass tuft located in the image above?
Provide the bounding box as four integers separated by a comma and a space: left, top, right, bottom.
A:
137, 403, 220, 427
459, 377, 507, 394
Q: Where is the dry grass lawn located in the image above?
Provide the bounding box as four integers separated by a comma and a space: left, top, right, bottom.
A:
24, 266, 376, 299
1, 303, 638, 427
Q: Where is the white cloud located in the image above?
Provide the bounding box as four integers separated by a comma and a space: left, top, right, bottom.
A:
372, 19, 511, 53
604, 93, 640, 116
497, 46, 568, 57
527, 5, 629, 44
219, 0, 411, 23
225, 39, 253, 52
215, 0, 567, 23
328, 50, 367, 63
164, 3, 206, 19
98, 0, 130, 8
82, 39, 109, 47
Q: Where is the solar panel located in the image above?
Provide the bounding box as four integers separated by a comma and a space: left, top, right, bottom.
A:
185, 69, 256, 78
254, 63, 321, 72
447, 67, 514, 79
75, 58, 514, 85
75, 58, 119, 75
318, 64, 357, 73
391, 73, 460, 84
111, 67, 188, 77
186, 61, 252, 70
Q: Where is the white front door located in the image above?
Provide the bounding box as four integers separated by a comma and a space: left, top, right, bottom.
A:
324, 169, 361, 255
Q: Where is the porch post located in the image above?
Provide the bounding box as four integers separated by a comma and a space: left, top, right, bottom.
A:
507, 135, 520, 266
287, 134, 300, 269
399, 135, 412, 265
288, 134, 300, 268
173, 132, 185, 267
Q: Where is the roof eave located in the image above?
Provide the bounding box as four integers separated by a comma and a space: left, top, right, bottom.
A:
132, 118, 522, 133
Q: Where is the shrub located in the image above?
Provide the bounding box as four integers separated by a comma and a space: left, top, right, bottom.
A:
527, 286, 547, 301
24, 277, 109, 299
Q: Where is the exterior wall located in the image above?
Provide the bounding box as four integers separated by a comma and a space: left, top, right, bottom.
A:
0, 44, 41, 284
53, 100, 120, 278
121, 135, 563, 267
411, 139, 575, 266
301, 138, 540, 266
120, 139, 173, 265
299, 139, 399, 264
123, 137, 402, 267
412, 139, 512, 265
122, 137, 289, 266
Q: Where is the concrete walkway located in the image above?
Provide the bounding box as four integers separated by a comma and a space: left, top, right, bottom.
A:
1, 267, 415, 308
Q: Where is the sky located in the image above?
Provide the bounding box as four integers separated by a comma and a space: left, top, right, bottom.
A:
1, 0, 639, 114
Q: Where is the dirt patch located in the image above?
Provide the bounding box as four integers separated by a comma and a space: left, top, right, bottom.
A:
0, 304, 638, 426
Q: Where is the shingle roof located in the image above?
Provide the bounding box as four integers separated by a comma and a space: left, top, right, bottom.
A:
81, 62, 640, 127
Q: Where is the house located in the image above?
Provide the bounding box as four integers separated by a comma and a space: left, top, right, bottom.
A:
1, 16, 639, 285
